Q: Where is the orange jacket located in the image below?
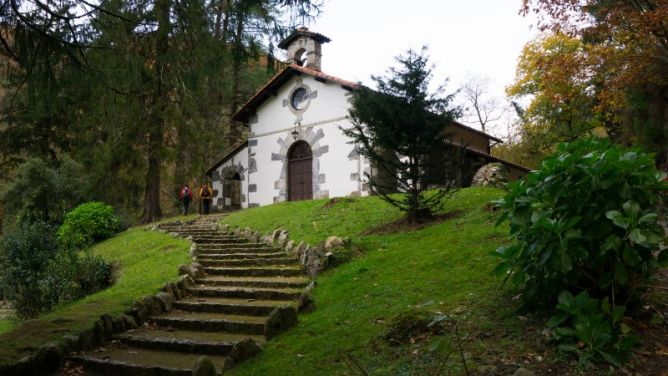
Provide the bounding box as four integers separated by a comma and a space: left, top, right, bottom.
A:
199, 186, 212, 200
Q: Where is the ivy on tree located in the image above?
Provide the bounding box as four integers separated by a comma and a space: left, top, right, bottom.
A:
343, 47, 462, 222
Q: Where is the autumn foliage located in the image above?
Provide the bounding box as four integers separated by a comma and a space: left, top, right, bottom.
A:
511, 1, 668, 167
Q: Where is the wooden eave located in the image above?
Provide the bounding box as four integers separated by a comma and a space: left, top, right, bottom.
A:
205, 141, 249, 176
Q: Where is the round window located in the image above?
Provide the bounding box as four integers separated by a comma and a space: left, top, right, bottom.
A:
291, 88, 309, 110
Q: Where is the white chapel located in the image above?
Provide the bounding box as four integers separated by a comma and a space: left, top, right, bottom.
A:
205, 28, 527, 211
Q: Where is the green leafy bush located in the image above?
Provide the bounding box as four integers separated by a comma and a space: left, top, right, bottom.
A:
58, 202, 120, 250
0, 221, 60, 318
496, 138, 667, 306
0, 219, 114, 319
41, 250, 113, 303
75, 252, 113, 295
547, 291, 637, 366
495, 138, 667, 364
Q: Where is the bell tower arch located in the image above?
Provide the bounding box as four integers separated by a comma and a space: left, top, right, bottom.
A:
278, 27, 331, 71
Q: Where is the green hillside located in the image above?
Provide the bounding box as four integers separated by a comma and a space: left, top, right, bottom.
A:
0, 227, 190, 364
222, 187, 538, 375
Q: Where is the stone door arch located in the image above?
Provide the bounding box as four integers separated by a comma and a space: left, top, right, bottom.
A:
288, 141, 313, 201
223, 172, 242, 210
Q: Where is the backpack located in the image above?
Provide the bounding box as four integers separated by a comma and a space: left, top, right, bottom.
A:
183, 187, 190, 196
201, 187, 211, 198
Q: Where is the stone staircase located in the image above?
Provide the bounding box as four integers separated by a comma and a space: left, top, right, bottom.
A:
69, 215, 308, 375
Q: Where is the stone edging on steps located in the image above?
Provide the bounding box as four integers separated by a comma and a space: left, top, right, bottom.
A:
216, 223, 350, 314
0, 218, 350, 375
0, 264, 197, 375
65, 217, 305, 374
164, 220, 305, 341
1, 220, 216, 375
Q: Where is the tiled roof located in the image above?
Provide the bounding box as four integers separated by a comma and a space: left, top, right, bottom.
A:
277, 28, 331, 49
290, 64, 359, 90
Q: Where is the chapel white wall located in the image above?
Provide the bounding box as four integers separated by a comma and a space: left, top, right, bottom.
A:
246, 75, 369, 207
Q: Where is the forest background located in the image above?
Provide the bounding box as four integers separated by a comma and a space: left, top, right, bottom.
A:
0, 0, 322, 227
0, 0, 666, 228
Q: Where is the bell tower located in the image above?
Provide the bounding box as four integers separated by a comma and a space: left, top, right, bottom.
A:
278, 27, 331, 71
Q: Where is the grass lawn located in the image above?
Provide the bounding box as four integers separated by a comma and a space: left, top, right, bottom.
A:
0, 226, 190, 365
0, 319, 14, 334
222, 187, 551, 375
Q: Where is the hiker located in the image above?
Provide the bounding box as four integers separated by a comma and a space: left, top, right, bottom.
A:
199, 183, 213, 215
179, 184, 193, 215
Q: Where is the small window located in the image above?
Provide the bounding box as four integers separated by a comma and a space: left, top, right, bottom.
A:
291, 88, 309, 110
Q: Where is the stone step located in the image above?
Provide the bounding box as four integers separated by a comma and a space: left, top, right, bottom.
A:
149, 311, 267, 334
191, 234, 244, 239
198, 252, 287, 260
197, 242, 269, 248
196, 247, 277, 255
114, 328, 265, 355
180, 233, 238, 239
68, 344, 231, 376
187, 286, 302, 301
198, 257, 298, 267
159, 227, 219, 232
204, 266, 304, 277
196, 276, 310, 289
163, 229, 226, 234
198, 243, 277, 250
193, 236, 248, 245
174, 297, 294, 316
159, 224, 210, 228
194, 241, 249, 247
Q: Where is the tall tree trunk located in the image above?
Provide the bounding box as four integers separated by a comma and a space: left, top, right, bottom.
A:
228, 3, 245, 144
141, 127, 163, 223
213, 0, 226, 39
141, 0, 171, 224
220, 0, 231, 43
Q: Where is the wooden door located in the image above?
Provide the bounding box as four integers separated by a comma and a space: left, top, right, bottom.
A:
288, 141, 313, 201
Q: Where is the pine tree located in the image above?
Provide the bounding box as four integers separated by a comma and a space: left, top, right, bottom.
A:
343, 47, 463, 222
0, 0, 323, 223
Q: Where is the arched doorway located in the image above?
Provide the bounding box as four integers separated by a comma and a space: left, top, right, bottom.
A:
288, 141, 313, 201
223, 172, 242, 210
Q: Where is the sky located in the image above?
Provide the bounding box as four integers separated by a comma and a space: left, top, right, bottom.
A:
278, 0, 540, 137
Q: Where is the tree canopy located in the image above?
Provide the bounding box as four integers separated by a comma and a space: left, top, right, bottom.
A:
506, 33, 607, 153
513, 0, 668, 168
0, 0, 323, 224
343, 47, 462, 222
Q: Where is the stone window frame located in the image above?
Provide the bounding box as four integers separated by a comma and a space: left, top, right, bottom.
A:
286, 80, 313, 119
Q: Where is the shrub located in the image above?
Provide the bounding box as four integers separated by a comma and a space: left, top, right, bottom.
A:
547, 291, 638, 366
41, 250, 113, 303
75, 252, 113, 295
0, 219, 114, 319
58, 202, 120, 250
0, 221, 60, 318
495, 138, 667, 364
40, 250, 81, 307
1, 157, 87, 226
496, 138, 667, 307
